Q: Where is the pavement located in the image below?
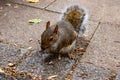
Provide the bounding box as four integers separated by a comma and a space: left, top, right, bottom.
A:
0, 0, 120, 80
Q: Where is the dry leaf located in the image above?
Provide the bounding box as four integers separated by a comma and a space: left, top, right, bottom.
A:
58, 55, 61, 60
13, 43, 18, 46
26, 0, 40, 3
49, 61, 53, 64
5, 3, 11, 6
29, 38, 33, 42
0, 7, 3, 12
0, 7, 3, 10
0, 68, 4, 73
48, 75, 57, 80
48, 0, 55, 2
0, 38, 3, 43
65, 78, 70, 80
8, 63, 15, 67
69, 53, 75, 59
27, 46, 32, 50
14, 4, 19, 8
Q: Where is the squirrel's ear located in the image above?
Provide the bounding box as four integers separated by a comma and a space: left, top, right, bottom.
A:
53, 25, 59, 34
46, 21, 50, 30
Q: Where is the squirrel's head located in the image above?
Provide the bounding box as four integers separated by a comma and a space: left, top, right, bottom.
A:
41, 21, 59, 50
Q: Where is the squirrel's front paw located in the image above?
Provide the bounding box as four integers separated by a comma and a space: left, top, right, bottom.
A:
68, 52, 76, 59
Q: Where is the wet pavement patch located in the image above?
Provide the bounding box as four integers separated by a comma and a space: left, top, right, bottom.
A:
71, 63, 111, 80
16, 51, 75, 80
0, 43, 27, 68
0, 72, 14, 80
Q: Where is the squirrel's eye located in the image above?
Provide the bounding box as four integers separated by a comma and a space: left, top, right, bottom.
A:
49, 36, 53, 41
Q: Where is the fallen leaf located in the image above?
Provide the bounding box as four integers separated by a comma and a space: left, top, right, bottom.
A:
0, 68, 4, 73
0, 7, 3, 10
13, 43, 18, 46
0, 38, 3, 43
49, 0, 55, 2
26, 0, 40, 3
58, 55, 61, 60
14, 4, 19, 8
27, 46, 32, 50
29, 19, 42, 24
5, 3, 11, 6
65, 78, 70, 80
68, 53, 75, 59
8, 63, 15, 67
49, 61, 53, 64
0, 7, 3, 12
29, 38, 33, 42
48, 75, 57, 80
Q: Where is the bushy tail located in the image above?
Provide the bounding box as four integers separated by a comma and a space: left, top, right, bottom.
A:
62, 5, 88, 33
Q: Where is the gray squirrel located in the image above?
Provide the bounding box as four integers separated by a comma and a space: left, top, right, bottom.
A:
40, 5, 88, 58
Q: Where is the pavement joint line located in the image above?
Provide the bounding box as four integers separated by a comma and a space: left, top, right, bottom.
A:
89, 21, 101, 41
64, 21, 101, 79
65, 39, 90, 79
14, 49, 33, 68
64, 53, 84, 80
64, 21, 101, 80
44, 0, 57, 9
109, 70, 117, 80
9, 1, 61, 14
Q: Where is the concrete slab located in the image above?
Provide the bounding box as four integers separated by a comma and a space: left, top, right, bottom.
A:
0, 2, 60, 50
46, 0, 105, 21
71, 63, 111, 80
0, 43, 27, 68
16, 51, 75, 80
101, 0, 120, 24
9, 0, 56, 9
47, 0, 120, 24
81, 23, 120, 71
84, 21, 99, 40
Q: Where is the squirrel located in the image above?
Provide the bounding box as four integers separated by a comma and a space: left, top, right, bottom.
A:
40, 5, 88, 58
